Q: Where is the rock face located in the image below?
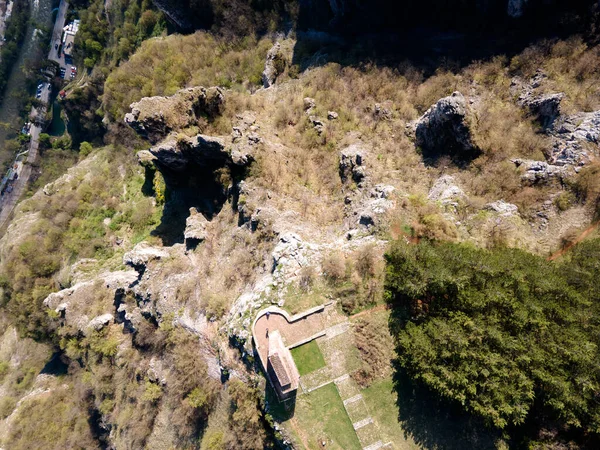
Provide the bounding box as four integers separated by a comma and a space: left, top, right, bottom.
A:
414, 92, 480, 164
124, 242, 169, 270
512, 159, 567, 184
549, 111, 600, 166
124, 87, 224, 144
522, 93, 564, 128
262, 42, 286, 88
150, 0, 197, 30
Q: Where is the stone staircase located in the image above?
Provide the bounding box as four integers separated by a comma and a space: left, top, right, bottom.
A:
334, 375, 391, 450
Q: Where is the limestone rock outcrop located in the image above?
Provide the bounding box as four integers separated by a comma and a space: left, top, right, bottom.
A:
184, 208, 209, 245
262, 42, 286, 88
521, 92, 564, 128
43, 271, 138, 334
549, 111, 600, 166
413, 92, 480, 164
428, 175, 466, 206
124, 86, 224, 144
124, 242, 170, 270
512, 159, 567, 184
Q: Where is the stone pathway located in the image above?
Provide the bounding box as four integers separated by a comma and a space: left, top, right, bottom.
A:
297, 322, 359, 392
334, 375, 383, 450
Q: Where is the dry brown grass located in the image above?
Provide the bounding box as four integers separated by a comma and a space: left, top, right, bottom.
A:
351, 310, 394, 388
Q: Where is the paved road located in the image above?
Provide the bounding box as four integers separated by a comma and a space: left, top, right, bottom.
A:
0, 82, 50, 229
48, 0, 68, 63
0, 1, 69, 230
49, 0, 77, 79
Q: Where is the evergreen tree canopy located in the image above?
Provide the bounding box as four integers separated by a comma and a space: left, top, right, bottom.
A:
385, 240, 600, 434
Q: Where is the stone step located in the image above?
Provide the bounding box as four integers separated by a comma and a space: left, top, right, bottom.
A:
325, 321, 350, 340
362, 440, 383, 450
353, 416, 373, 430
343, 393, 363, 406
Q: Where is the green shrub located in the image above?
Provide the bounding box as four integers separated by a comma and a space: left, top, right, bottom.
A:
0, 396, 17, 419
554, 191, 576, 211
79, 141, 93, 156
0, 360, 8, 380
141, 381, 162, 403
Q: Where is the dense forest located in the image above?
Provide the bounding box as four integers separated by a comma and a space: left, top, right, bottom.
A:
385, 239, 600, 447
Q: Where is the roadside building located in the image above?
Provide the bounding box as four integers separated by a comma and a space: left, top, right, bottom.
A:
61, 19, 79, 63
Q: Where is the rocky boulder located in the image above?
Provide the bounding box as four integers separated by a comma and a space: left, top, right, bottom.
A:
339, 144, 367, 184
125, 86, 224, 144
414, 92, 480, 164
485, 200, 519, 216
428, 175, 466, 206
87, 314, 114, 331
184, 208, 209, 247
309, 115, 325, 135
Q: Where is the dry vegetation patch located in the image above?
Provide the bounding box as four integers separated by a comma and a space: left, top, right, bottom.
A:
351, 310, 394, 388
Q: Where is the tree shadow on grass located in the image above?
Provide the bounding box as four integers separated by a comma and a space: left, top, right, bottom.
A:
391, 362, 501, 450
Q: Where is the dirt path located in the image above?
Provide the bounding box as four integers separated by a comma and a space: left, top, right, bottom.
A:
548, 220, 600, 261
350, 304, 388, 321
289, 418, 312, 449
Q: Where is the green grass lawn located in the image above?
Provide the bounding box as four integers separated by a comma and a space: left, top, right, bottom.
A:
290, 340, 326, 376
291, 383, 362, 450
361, 378, 419, 449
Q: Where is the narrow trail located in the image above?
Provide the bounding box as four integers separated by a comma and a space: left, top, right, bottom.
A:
350, 304, 388, 321
548, 220, 600, 261
289, 418, 312, 449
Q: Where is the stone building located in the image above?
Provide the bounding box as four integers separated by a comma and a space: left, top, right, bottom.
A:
266, 330, 300, 399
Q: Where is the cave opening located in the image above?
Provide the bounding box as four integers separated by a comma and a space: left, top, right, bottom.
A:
148, 161, 230, 246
